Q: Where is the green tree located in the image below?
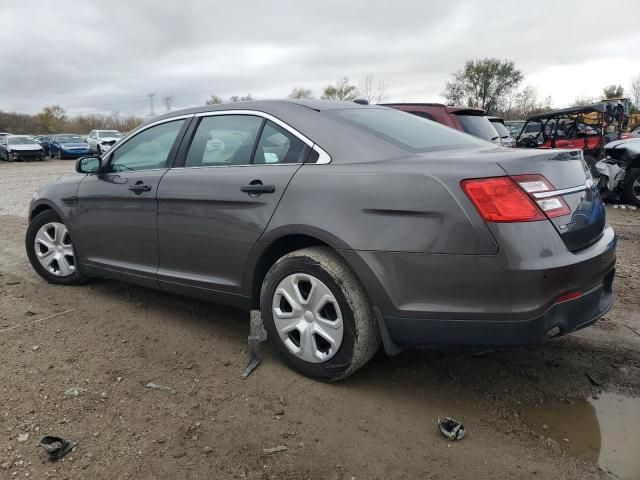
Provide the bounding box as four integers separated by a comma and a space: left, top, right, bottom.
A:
602, 84, 624, 99
36, 105, 68, 133
288, 87, 313, 99
443, 58, 523, 113
321, 78, 359, 101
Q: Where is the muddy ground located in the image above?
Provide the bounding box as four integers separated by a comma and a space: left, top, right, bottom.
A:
0, 159, 639, 479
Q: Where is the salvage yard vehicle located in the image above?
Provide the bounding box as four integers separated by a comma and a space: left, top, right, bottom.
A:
596, 138, 640, 207
26, 100, 616, 381
488, 116, 515, 147
0, 134, 45, 161
516, 101, 625, 172
49, 134, 91, 159
383, 103, 502, 145
34, 135, 52, 156
87, 129, 123, 154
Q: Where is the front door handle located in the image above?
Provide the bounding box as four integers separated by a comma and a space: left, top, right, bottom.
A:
240, 183, 276, 195
128, 182, 152, 194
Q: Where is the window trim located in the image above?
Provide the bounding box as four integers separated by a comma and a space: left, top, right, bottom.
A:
102, 114, 194, 172
194, 110, 331, 165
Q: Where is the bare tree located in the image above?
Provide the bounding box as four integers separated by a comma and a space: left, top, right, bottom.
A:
206, 95, 224, 105
602, 84, 624, 99
288, 87, 313, 99
630, 74, 640, 110
321, 78, 359, 101
573, 96, 598, 107
358, 75, 387, 104
229, 94, 254, 102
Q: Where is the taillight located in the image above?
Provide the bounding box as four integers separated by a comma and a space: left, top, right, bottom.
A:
462, 174, 570, 223
511, 174, 570, 218
461, 177, 545, 222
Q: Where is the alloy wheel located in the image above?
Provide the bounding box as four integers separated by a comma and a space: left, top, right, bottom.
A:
633, 177, 640, 203
34, 222, 75, 276
272, 273, 344, 363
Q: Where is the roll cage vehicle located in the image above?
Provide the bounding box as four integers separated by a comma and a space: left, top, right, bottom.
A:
516, 101, 625, 172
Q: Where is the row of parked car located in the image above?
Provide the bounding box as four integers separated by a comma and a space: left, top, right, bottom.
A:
0, 130, 124, 162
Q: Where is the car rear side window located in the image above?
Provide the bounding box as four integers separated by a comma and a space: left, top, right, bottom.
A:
327, 108, 486, 152
185, 115, 263, 167
491, 121, 510, 137
109, 120, 185, 172
253, 120, 310, 164
456, 115, 499, 142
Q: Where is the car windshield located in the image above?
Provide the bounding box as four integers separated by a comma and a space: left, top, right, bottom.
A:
8, 137, 38, 145
456, 115, 500, 141
98, 131, 122, 138
327, 108, 487, 152
57, 135, 83, 143
491, 121, 510, 137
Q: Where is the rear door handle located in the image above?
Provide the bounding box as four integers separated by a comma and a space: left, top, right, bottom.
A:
240, 184, 276, 195
128, 182, 152, 194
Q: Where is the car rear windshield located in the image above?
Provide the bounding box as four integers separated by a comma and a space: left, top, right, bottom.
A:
98, 131, 121, 138
491, 121, 510, 137
456, 115, 500, 141
327, 108, 487, 152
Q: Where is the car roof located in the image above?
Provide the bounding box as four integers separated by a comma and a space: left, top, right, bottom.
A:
381, 103, 486, 115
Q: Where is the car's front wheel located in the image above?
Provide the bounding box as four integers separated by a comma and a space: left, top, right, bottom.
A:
26, 210, 87, 285
260, 247, 380, 381
624, 169, 640, 207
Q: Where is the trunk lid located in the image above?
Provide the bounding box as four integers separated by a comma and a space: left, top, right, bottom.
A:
497, 149, 605, 251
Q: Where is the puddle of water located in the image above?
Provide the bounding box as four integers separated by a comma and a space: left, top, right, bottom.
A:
524, 392, 640, 480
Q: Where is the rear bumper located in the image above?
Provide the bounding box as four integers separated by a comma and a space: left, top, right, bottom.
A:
381, 269, 614, 349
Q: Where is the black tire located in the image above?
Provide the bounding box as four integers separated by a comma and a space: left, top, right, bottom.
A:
623, 169, 640, 207
260, 247, 380, 381
25, 210, 88, 285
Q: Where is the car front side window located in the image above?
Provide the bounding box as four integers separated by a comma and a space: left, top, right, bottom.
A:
108, 120, 185, 173
185, 115, 263, 167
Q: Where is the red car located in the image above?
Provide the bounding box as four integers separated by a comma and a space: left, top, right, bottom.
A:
383, 103, 502, 145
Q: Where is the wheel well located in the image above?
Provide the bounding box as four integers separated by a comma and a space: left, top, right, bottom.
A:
251, 234, 330, 309
30, 204, 53, 221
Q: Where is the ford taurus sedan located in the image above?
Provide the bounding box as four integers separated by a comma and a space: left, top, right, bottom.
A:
26, 100, 616, 381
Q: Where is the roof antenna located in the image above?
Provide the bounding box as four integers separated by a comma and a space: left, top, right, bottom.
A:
353, 98, 369, 105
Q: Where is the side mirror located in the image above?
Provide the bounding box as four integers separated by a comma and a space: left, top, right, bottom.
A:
76, 156, 102, 174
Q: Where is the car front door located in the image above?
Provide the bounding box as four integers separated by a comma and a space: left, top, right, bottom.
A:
73, 117, 190, 287
156, 113, 311, 303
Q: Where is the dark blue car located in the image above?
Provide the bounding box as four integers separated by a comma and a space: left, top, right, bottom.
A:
49, 134, 91, 159
34, 135, 52, 155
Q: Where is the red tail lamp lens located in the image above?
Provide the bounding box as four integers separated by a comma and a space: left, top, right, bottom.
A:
461, 177, 546, 222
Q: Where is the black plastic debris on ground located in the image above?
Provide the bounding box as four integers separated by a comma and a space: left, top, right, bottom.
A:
39, 436, 77, 461
437, 417, 465, 441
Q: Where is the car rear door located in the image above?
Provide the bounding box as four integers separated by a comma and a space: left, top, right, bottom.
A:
156, 112, 311, 302
73, 117, 191, 287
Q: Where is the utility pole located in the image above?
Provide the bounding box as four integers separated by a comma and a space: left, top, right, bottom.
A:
163, 95, 173, 113
147, 93, 156, 118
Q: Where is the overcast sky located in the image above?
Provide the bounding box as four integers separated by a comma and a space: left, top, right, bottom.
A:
1, 0, 639, 117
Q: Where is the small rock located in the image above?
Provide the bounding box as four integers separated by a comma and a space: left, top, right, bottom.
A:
31, 346, 39, 352
116, 377, 123, 382
202, 446, 213, 454
64, 387, 86, 397
273, 409, 284, 416
1, 462, 10, 469
100, 392, 107, 399
17, 433, 29, 443
6, 280, 20, 285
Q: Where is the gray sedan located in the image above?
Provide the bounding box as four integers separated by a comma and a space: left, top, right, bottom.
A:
26, 100, 616, 381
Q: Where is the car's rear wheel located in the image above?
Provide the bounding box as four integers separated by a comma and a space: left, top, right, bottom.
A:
624, 169, 640, 207
260, 247, 380, 381
26, 210, 87, 285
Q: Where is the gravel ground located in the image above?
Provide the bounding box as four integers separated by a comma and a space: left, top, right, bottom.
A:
0, 159, 638, 479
